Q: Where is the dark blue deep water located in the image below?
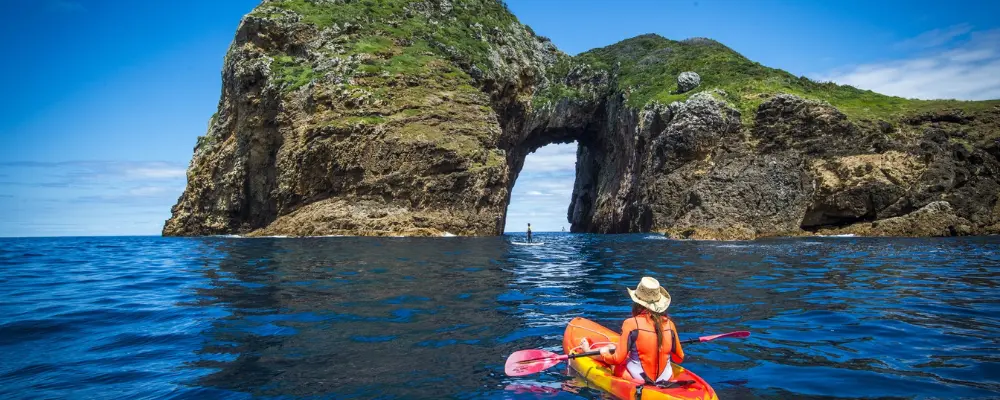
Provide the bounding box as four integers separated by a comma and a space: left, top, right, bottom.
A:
1, 234, 999, 399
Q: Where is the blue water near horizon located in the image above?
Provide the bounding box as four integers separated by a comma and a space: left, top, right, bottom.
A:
1, 233, 999, 399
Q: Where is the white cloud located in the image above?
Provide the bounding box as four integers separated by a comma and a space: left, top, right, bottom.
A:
816, 28, 1000, 100
505, 143, 578, 232
520, 142, 578, 174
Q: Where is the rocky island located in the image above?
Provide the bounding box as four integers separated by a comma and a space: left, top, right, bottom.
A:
164, 0, 1000, 239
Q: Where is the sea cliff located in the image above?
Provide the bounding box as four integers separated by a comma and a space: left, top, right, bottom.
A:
164, 0, 1000, 239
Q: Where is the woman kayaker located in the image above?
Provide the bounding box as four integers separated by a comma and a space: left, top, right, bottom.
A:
589, 276, 684, 385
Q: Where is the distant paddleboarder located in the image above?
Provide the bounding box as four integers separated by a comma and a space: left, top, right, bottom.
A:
526, 223, 533, 243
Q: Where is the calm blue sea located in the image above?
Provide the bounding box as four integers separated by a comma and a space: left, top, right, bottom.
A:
1, 234, 998, 399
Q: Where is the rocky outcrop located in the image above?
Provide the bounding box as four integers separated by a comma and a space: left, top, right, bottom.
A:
818, 201, 974, 237
676, 71, 700, 93
164, 0, 570, 237
164, 0, 1000, 239
753, 94, 860, 155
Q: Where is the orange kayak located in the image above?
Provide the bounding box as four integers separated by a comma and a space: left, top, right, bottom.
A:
562, 317, 718, 400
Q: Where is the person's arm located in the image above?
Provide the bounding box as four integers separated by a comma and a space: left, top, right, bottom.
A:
600, 319, 634, 365
669, 319, 685, 363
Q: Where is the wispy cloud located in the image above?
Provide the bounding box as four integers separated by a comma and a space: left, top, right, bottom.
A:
126, 167, 187, 179
894, 23, 974, 50
0, 161, 187, 187
817, 28, 1000, 100
0, 161, 186, 237
128, 186, 173, 197
74, 186, 183, 205
521, 144, 578, 174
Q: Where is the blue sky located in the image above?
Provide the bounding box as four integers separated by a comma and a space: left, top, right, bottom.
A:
1, 0, 998, 236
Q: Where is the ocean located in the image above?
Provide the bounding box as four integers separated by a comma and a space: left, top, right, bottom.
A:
1, 234, 998, 399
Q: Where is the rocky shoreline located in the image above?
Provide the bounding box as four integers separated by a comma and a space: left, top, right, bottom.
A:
163, 0, 1000, 240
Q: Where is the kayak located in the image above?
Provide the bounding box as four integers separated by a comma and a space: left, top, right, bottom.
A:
562, 317, 718, 400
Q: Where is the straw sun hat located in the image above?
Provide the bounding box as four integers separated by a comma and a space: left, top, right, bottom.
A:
627, 277, 671, 313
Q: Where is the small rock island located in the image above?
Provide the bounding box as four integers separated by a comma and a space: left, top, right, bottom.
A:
163, 0, 1000, 239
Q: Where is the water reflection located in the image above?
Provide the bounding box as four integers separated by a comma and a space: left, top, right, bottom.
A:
188, 237, 521, 398
6, 235, 993, 399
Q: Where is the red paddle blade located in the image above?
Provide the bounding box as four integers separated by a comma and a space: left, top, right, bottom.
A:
504, 349, 567, 376
698, 331, 751, 342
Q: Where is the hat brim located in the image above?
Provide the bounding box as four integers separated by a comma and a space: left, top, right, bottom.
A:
627, 286, 671, 313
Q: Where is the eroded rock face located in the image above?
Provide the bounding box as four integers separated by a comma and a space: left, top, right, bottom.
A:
802, 151, 926, 228
753, 94, 859, 155
164, 1, 1000, 239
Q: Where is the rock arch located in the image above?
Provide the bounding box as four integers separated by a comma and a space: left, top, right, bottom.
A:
163, 1, 1000, 239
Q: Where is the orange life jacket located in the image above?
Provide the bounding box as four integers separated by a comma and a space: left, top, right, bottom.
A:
601, 312, 685, 380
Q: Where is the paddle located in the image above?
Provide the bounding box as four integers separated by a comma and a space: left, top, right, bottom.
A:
505, 349, 604, 377
680, 330, 750, 344
504, 330, 750, 377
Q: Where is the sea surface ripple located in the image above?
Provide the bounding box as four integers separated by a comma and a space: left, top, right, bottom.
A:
0, 234, 998, 399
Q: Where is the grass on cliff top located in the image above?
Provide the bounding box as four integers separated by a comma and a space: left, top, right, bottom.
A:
575, 34, 999, 122
267, 0, 522, 76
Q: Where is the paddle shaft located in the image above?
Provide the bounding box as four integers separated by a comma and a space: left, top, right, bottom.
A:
519, 349, 604, 364
568, 349, 603, 359
681, 330, 750, 344
516, 337, 713, 370
562, 332, 746, 359
569, 332, 745, 359
505, 331, 748, 376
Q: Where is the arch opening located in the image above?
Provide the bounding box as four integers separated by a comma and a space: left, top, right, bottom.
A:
503, 142, 578, 234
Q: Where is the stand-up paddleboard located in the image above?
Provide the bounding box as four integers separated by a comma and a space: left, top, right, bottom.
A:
511, 242, 544, 246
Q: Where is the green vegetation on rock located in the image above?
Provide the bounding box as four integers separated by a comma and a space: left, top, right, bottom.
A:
271, 55, 316, 92
255, 0, 544, 170
269, 0, 523, 76
574, 34, 999, 123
